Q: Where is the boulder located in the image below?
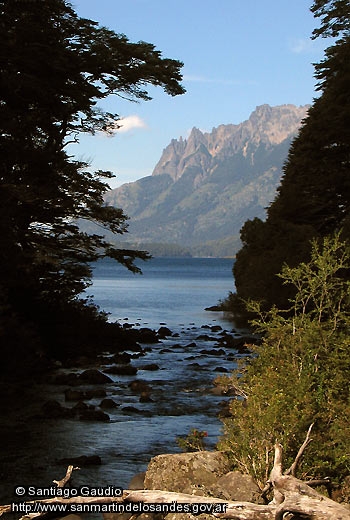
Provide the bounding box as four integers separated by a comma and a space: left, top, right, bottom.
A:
100, 398, 119, 409
196, 334, 216, 341
78, 369, 112, 384
144, 451, 231, 496
111, 353, 132, 364
104, 364, 137, 376
79, 409, 110, 422
157, 326, 172, 338
214, 471, 260, 502
129, 380, 152, 393
128, 472, 146, 490
136, 328, 159, 344
210, 325, 222, 332
140, 364, 160, 371
121, 406, 142, 414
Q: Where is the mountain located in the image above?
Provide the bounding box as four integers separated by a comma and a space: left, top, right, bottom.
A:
105, 104, 309, 256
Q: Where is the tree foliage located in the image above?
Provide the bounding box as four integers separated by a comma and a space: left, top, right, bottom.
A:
231, 0, 350, 315
218, 234, 350, 489
0, 0, 185, 367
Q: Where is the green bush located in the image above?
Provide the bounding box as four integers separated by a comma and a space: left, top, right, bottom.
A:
177, 428, 208, 452
218, 233, 350, 489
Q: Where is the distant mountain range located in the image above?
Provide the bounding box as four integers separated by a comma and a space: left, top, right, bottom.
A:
105, 104, 309, 257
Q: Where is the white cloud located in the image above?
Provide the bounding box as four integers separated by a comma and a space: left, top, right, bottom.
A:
106, 115, 147, 134
289, 37, 316, 54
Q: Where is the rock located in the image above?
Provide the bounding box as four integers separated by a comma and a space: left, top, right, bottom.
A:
78, 369, 112, 384
144, 451, 231, 496
72, 401, 90, 412
157, 326, 172, 338
104, 364, 138, 376
41, 400, 74, 419
121, 406, 142, 414
128, 472, 146, 490
211, 325, 222, 332
129, 380, 152, 393
196, 334, 216, 341
85, 388, 107, 399
100, 398, 119, 409
79, 409, 110, 422
200, 348, 226, 356
137, 328, 159, 344
122, 323, 132, 329
57, 455, 102, 466
64, 389, 85, 401
140, 363, 160, 371
111, 352, 132, 364
217, 334, 260, 351
214, 471, 260, 502
204, 305, 221, 311
139, 392, 153, 403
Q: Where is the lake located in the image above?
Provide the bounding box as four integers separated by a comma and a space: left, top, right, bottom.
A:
87, 256, 235, 329
1, 257, 245, 503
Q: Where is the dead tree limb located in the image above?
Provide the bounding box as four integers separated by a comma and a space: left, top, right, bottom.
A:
285, 422, 314, 477
1, 433, 350, 520
0, 485, 349, 520
52, 465, 79, 488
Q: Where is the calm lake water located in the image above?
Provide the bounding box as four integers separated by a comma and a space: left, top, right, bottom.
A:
88, 257, 235, 328
1, 257, 245, 504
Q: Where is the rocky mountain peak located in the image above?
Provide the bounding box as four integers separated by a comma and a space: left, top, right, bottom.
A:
105, 103, 309, 256
152, 104, 309, 181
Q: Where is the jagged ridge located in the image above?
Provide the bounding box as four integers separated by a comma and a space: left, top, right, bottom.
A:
105, 104, 309, 256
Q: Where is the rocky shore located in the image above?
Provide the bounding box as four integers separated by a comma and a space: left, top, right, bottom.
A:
0, 319, 260, 506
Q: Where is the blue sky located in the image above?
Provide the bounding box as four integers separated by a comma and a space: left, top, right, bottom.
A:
69, 0, 329, 189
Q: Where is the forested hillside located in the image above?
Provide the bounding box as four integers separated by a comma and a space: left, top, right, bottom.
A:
231, 0, 350, 313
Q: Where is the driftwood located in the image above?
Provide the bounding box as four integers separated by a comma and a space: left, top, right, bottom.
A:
1, 431, 349, 520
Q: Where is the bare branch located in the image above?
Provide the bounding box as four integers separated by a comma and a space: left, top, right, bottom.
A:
285, 422, 314, 476
52, 465, 79, 488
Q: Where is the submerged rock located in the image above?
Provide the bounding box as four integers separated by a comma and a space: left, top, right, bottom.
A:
57, 455, 102, 466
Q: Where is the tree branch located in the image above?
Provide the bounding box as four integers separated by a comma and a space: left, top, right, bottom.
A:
52, 465, 79, 488
285, 422, 314, 476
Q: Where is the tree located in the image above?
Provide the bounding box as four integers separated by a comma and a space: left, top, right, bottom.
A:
231, 0, 350, 314
219, 234, 350, 490
0, 0, 185, 366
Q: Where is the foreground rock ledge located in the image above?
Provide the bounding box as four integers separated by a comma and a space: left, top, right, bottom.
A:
1, 446, 349, 520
